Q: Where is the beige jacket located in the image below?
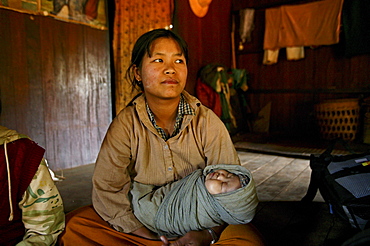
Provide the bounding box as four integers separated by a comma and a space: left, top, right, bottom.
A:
92, 91, 240, 233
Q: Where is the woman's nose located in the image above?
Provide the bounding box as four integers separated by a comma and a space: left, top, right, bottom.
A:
165, 69, 175, 75
164, 64, 175, 75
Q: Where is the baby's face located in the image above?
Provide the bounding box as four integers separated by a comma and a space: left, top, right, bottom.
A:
205, 169, 241, 195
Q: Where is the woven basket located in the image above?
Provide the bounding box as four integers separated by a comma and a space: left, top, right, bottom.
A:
314, 98, 360, 141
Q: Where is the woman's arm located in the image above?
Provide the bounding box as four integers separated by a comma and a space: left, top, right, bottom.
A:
131, 226, 160, 239
92, 113, 143, 233
201, 107, 240, 166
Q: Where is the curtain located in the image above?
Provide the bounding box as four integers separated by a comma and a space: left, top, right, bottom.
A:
113, 0, 173, 114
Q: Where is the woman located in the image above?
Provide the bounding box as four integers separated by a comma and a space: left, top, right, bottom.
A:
58, 29, 265, 246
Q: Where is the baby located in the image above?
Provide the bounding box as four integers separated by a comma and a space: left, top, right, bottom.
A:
130, 164, 258, 238
204, 167, 250, 195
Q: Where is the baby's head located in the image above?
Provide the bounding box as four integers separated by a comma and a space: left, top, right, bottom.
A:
203, 164, 258, 225
205, 169, 249, 195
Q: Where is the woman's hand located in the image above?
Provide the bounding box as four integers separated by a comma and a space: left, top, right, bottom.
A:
160, 230, 212, 246
131, 226, 159, 240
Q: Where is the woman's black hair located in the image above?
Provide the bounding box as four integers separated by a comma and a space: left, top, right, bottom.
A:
125, 29, 189, 91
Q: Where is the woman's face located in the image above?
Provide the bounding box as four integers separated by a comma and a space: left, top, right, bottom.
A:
134, 37, 187, 101
205, 169, 241, 195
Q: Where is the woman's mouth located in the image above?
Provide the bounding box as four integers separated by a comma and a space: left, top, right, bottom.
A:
162, 79, 178, 84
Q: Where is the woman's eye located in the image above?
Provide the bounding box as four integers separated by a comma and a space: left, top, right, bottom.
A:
153, 59, 163, 62
175, 59, 184, 64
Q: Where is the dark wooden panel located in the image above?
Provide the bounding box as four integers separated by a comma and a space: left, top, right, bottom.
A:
232, 0, 321, 10
0, 10, 15, 127
6, 11, 28, 132
41, 18, 74, 170
39, 16, 62, 168
84, 26, 111, 158
0, 10, 46, 143
39, 17, 111, 170
25, 15, 46, 147
174, 0, 232, 95
0, 8, 111, 170
65, 23, 89, 168
238, 46, 370, 92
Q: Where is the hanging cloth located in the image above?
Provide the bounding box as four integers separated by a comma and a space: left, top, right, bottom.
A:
263, 0, 343, 64
239, 8, 255, 50
264, 0, 343, 49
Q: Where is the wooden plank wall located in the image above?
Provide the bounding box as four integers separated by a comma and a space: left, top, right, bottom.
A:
174, 0, 233, 95
0, 8, 111, 170
233, 7, 370, 140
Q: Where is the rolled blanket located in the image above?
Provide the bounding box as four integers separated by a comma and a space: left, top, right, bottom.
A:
130, 164, 258, 238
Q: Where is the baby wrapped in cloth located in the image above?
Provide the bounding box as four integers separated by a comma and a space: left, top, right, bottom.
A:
130, 164, 259, 238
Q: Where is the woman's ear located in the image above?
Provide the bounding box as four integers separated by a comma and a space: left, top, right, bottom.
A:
133, 65, 142, 82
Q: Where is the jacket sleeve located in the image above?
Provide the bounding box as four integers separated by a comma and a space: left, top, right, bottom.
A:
201, 107, 241, 166
92, 114, 144, 233
17, 159, 65, 246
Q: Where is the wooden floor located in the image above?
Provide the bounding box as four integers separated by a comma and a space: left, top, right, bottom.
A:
56, 147, 360, 246
238, 151, 323, 203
